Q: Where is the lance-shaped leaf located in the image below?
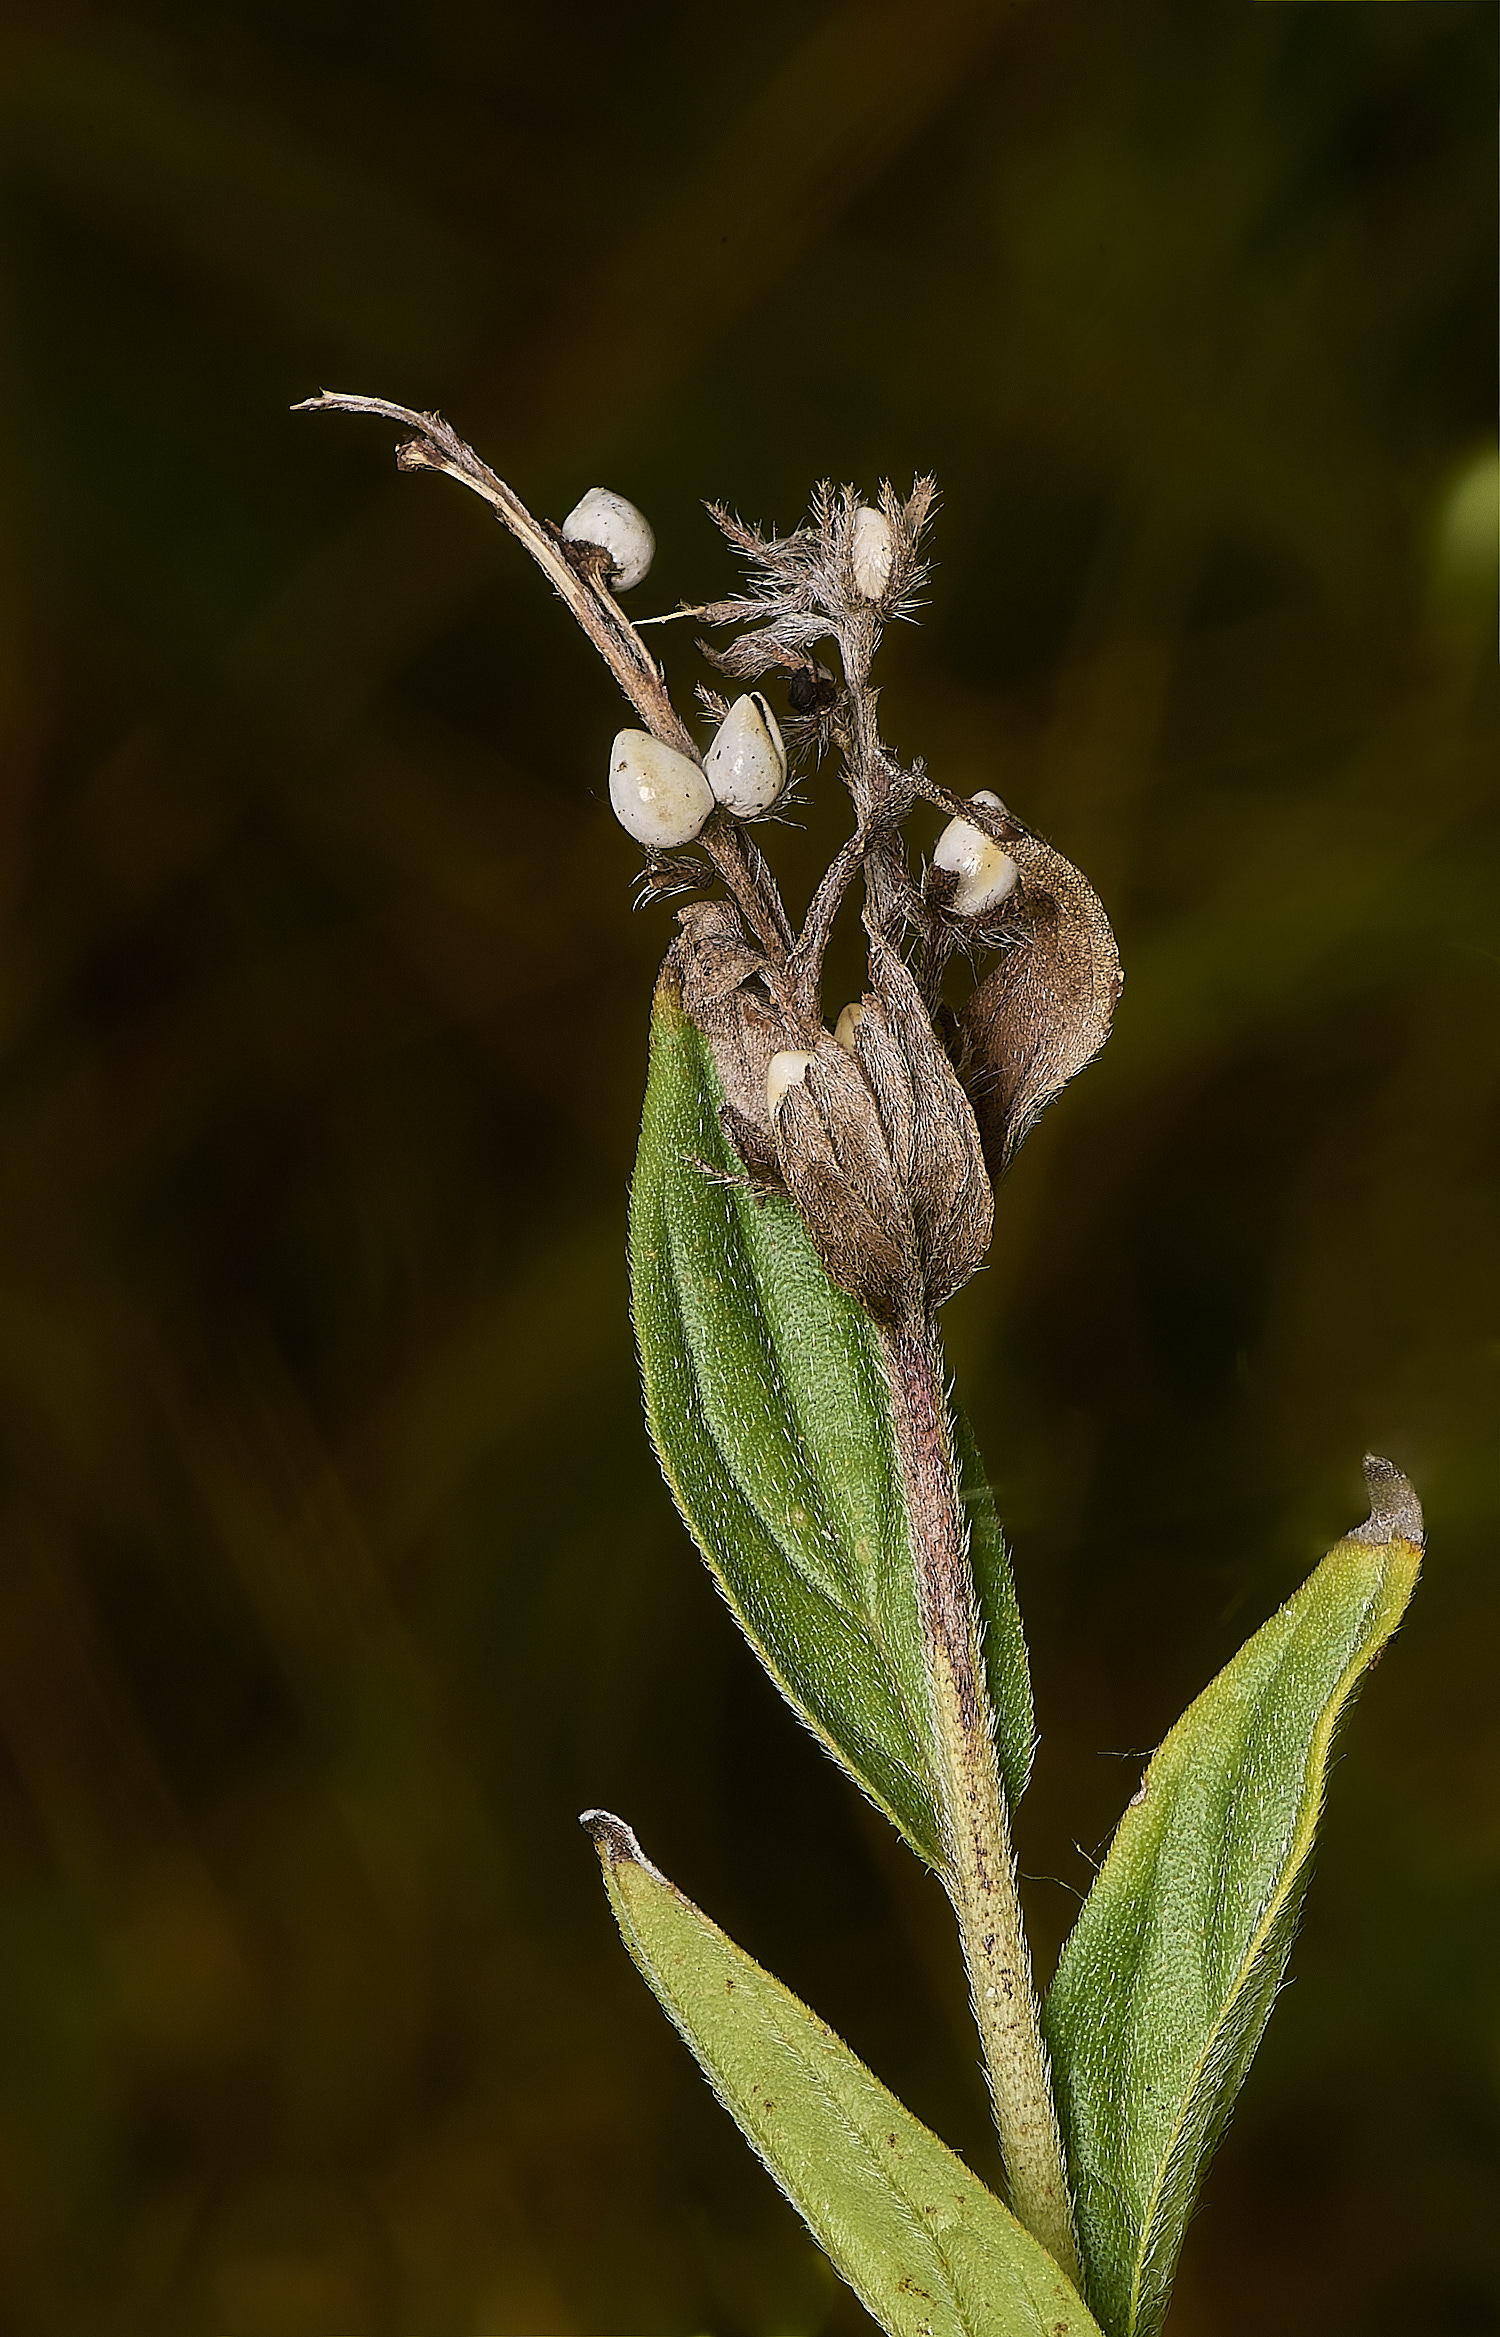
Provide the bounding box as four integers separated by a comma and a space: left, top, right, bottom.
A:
630, 968, 1032, 1870
583, 1811, 1103, 2337
1043, 1459, 1423, 2337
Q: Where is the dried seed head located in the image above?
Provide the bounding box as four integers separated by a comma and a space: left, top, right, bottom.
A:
609, 730, 714, 848
851, 505, 894, 600
932, 791, 1020, 917
705, 693, 788, 818
297, 412, 1126, 1314
562, 487, 655, 590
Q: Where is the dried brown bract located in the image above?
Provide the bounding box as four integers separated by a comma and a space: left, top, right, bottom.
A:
296, 393, 1122, 1326
843, 925, 992, 1311
955, 835, 1123, 1177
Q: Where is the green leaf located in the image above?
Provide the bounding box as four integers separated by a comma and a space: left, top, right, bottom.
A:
1043, 1462, 1422, 2337
583, 1810, 1104, 2337
629, 968, 1032, 1870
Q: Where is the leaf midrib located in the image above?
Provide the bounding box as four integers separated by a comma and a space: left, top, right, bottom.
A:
660, 1154, 938, 1792
641, 1907, 977, 2336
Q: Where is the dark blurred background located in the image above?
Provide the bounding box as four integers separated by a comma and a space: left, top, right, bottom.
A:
0, 1, 1494, 2331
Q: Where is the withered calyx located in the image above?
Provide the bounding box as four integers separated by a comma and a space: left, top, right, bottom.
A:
670, 818, 1119, 1331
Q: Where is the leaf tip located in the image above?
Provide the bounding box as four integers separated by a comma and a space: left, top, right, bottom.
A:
1349, 1453, 1424, 1550
580, 1808, 647, 1867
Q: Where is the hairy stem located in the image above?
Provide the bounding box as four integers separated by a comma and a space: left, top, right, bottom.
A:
882, 1318, 1082, 2287
699, 817, 795, 958
295, 390, 699, 755
297, 392, 805, 967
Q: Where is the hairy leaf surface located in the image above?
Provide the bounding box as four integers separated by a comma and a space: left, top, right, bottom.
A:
1044, 1464, 1422, 2337
630, 968, 1031, 1865
584, 1811, 1103, 2337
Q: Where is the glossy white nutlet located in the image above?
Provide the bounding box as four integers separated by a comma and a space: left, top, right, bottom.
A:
932, 789, 1020, 917
607, 730, 714, 849
833, 1002, 863, 1052
851, 505, 894, 600
704, 692, 788, 817
767, 1051, 814, 1113
562, 487, 655, 591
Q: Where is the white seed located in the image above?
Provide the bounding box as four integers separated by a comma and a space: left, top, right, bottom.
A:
608, 730, 714, 849
932, 789, 1020, 917
704, 692, 788, 817
851, 505, 894, 600
833, 1002, 863, 1052
767, 1051, 814, 1113
562, 487, 655, 591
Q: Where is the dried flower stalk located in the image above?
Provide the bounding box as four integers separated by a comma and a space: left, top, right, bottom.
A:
297, 390, 1125, 2283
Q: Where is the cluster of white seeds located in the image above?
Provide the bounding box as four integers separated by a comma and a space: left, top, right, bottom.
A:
608, 692, 787, 850
587, 491, 898, 851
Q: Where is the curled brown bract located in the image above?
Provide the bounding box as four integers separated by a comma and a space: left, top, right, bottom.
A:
955, 834, 1123, 1178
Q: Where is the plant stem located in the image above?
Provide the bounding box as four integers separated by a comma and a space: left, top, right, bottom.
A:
294, 390, 700, 752
882, 1318, 1083, 2289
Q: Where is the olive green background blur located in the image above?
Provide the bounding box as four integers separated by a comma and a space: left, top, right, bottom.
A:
0, 2, 1494, 2331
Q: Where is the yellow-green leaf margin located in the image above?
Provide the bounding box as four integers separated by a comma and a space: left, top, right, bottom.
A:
585, 1810, 1103, 2337
1044, 1459, 1422, 2337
